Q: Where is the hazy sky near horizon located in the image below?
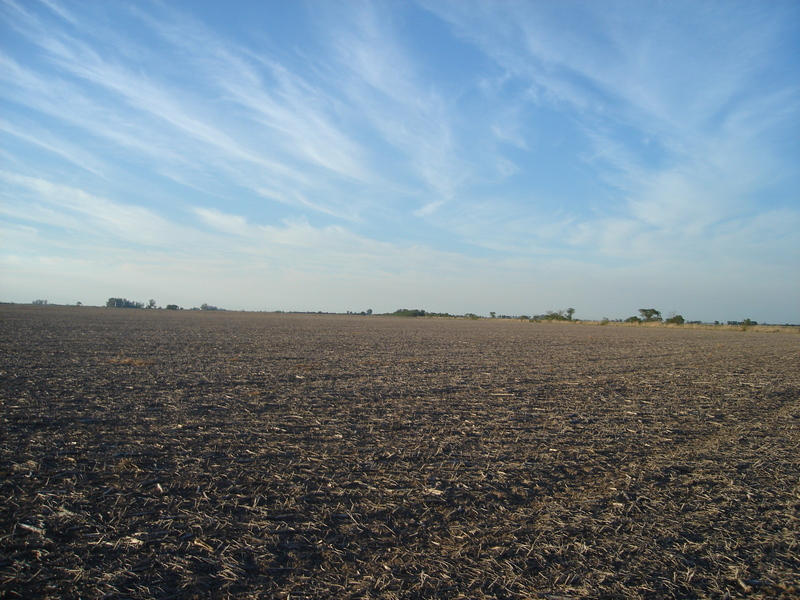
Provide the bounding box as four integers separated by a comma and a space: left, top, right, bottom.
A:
1, 0, 798, 322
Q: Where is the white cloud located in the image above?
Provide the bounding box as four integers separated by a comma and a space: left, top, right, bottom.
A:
319, 2, 472, 208
459, 2, 794, 281
0, 117, 107, 177
0, 172, 193, 248
1, 2, 372, 221
137, 7, 371, 183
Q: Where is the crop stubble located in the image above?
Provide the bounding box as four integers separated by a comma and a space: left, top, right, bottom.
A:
1, 305, 798, 599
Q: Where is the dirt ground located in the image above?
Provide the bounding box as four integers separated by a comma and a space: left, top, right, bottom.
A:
1, 305, 798, 599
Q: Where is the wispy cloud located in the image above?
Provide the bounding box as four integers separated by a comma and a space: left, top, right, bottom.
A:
135, 5, 371, 184
0, 171, 464, 282
419, 0, 800, 258
1, 1, 376, 221
0, 171, 195, 248
317, 2, 471, 211
0, 117, 107, 177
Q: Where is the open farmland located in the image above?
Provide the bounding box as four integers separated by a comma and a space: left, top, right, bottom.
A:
1, 305, 798, 599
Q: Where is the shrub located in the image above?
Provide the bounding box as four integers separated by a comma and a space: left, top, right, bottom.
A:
740, 318, 757, 331
638, 308, 662, 322
532, 310, 572, 322
106, 298, 144, 309
392, 309, 427, 317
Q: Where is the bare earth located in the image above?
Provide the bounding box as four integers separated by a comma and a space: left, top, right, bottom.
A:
1, 305, 798, 599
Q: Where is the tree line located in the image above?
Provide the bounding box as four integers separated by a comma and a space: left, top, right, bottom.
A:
104, 298, 223, 311
44, 300, 760, 325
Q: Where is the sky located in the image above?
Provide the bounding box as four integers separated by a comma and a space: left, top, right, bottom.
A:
1, 0, 799, 323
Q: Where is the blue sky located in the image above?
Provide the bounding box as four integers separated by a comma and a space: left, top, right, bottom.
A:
1, 0, 798, 322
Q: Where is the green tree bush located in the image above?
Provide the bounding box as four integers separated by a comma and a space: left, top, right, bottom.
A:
106, 298, 144, 309
392, 309, 427, 317
638, 308, 662, 322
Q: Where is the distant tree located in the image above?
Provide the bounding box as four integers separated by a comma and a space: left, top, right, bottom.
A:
638, 308, 662, 322
32, 299, 48, 305
625, 316, 642, 323
366, 309, 373, 315
740, 318, 757, 330
106, 297, 144, 309
147, 299, 157, 309
540, 310, 568, 321
165, 304, 180, 310
392, 309, 427, 317
534, 308, 575, 321
665, 314, 685, 324
200, 303, 222, 311
490, 311, 496, 319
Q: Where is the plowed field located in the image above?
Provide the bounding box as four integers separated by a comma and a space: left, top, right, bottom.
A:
1, 305, 798, 599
